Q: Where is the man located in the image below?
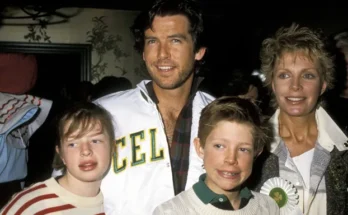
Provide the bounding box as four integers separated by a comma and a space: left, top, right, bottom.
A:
95, 0, 214, 214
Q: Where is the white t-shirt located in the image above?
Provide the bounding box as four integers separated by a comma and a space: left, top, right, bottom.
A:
293, 148, 314, 211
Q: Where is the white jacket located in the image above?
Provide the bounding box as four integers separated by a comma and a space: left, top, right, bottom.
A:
95, 80, 214, 215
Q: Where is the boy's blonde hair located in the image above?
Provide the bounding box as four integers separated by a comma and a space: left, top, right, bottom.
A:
197, 96, 271, 156
52, 102, 115, 174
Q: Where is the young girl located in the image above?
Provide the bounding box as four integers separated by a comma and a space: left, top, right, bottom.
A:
1, 102, 115, 214
154, 97, 279, 215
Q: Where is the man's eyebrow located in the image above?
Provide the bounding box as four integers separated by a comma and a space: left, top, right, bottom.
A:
168, 34, 187, 40
144, 36, 157, 40
144, 34, 188, 41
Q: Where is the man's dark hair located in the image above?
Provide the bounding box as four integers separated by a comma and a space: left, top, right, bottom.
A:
130, 0, 204, 53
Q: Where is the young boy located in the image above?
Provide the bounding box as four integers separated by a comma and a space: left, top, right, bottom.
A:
153, 97, 279, 214
1, 102, 115, 215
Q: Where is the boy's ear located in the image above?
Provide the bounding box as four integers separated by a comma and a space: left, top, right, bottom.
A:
194, 138, 204, 159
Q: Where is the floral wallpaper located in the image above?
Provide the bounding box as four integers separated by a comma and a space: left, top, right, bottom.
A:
0, 7, 148, 85
86, 16, 129, 81
24, 19, 51, 43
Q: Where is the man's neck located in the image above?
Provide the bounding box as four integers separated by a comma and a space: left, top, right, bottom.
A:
153, 78, 193, 109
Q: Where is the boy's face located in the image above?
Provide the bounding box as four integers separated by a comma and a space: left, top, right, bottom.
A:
194, 121, 254, 195
57, 121, 111, 184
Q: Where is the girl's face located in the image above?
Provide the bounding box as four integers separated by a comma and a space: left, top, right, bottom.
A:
57, 121, 111, 184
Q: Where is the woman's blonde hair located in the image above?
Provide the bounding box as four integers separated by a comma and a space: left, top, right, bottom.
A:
260, 23, 334, 90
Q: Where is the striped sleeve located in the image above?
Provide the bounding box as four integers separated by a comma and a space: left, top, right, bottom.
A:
1, 182, 75, 215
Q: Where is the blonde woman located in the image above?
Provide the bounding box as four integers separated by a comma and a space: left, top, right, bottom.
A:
250, 23, 348, 215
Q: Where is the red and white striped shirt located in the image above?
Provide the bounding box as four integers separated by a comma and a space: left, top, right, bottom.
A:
1, 177, 105, 215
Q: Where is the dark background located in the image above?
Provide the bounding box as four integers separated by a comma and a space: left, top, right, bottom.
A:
2, 0, 347, 72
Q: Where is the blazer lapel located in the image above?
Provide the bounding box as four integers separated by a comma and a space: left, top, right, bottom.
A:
325, 147, 348, 215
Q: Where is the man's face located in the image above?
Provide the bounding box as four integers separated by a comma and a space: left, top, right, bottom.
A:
142, 15, 205, 90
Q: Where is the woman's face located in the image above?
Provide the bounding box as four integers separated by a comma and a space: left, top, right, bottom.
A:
272, 51, 327, 117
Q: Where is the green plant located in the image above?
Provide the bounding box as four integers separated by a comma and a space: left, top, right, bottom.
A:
86, 16, 129, 81
24, 19, 51, 43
